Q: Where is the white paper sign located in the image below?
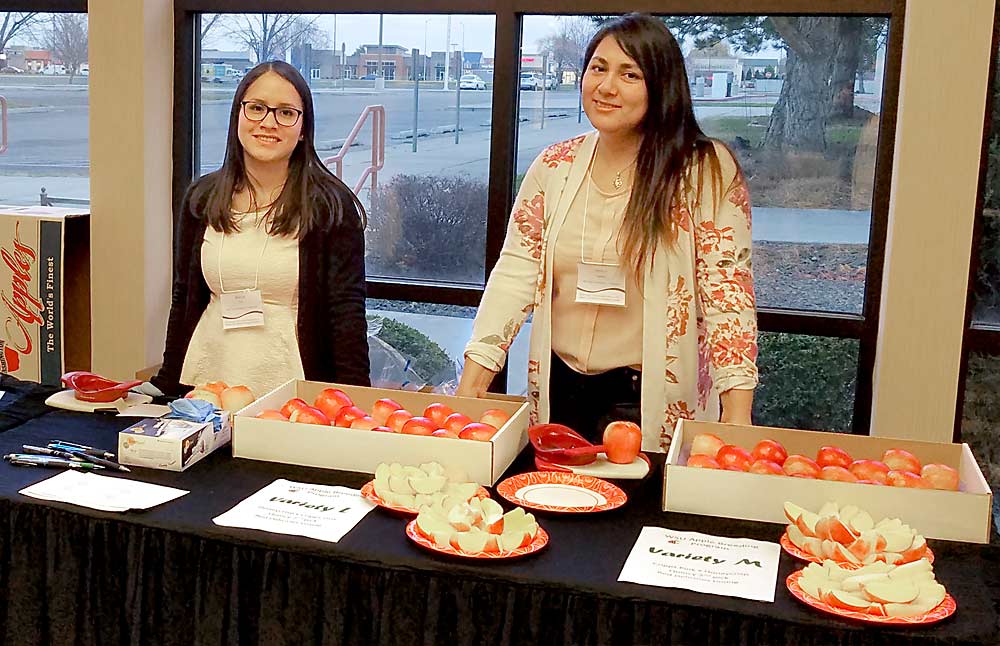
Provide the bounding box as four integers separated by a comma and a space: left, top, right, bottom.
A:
618, 527, 781, 602
212, 479, 375, 543
19, 470, 189, 512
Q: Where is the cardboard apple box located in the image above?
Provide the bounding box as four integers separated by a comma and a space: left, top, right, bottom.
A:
663, 419, 993, 543
232, 380, 530, 485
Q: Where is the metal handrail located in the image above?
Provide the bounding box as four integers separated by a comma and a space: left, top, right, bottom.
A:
0, 96, 7, 155
323, 105, 386, 197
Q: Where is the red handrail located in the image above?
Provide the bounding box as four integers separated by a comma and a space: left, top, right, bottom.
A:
323, 105, 386, 197
0, 96, 7, 155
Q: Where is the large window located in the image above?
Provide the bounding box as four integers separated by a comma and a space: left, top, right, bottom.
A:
176, 3, 901, 431
197, 13, 495, 286
0, 11, 89, 207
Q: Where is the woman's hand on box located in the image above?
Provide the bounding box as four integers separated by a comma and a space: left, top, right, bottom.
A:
456, 358, 497, 399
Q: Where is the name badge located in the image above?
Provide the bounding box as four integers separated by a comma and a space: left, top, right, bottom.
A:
220, 290, 265, 329
575, 262, 626, 307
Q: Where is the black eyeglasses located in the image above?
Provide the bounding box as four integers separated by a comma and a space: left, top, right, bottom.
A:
240, 101, 303, 127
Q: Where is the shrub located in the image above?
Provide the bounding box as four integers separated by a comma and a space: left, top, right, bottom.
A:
366, 174, 488, 283
752, 332, 858, 433
372, 316, 453, 383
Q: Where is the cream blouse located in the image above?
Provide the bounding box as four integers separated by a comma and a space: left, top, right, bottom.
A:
180, 211, 304, 398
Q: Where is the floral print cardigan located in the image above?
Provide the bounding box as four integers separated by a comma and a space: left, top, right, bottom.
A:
465, 132, 758, 452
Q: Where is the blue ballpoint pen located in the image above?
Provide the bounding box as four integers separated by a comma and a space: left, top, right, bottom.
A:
4, 454, 105, 470
47, 440, 115, 460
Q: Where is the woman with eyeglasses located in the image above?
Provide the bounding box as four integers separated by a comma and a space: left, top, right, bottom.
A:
457, 14, 757, 450
149, 60, 369, 398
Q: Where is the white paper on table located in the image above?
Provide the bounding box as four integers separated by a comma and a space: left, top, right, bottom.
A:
19, 470, 190, 512
618, 527, 781, 603
116, 403, 172, 418
212, 479, 376, 543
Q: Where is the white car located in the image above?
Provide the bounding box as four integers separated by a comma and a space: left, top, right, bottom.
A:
459, 74, 486, 90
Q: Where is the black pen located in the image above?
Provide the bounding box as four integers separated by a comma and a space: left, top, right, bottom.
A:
22, 445, 86, 461
62, 449, 130, 473
47, 440, 115, 460
4, 454, 105, 470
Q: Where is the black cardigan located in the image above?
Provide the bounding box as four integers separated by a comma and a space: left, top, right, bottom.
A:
152, 177, 371, 396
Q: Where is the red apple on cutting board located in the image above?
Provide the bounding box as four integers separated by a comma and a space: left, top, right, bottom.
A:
602, 421, 642, 464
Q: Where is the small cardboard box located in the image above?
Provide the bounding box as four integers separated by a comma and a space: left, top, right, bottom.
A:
119, 415, 232, 472
0, 206, 91, 385
233, 380, 530, 485
663, 419, 993, 543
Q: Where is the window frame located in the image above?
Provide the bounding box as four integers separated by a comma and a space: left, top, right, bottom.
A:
172, 0, 905, 434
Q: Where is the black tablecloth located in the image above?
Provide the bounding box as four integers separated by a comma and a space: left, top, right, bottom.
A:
0, 377, 996, 646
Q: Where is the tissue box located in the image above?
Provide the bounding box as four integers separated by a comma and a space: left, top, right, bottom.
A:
119, 416, 232, 472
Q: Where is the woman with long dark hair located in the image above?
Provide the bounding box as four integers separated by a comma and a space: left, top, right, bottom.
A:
150, 60, 369, 397
458, 14, 757, 449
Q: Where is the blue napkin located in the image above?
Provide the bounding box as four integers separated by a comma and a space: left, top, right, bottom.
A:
166, 398, 223, 432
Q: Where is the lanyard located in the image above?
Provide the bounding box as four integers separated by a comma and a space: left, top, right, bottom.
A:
581, 161, 627, 264
217, 216, 270, 294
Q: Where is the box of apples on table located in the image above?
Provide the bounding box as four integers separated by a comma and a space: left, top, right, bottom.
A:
663, 420, 993, 543
232, 380, 530, 485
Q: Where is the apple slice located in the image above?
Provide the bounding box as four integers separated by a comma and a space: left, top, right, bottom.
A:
786, 524, 810, 551
899, 535, 927, 563
841, 572, 890, 593
818, 501, 840, 517
880, 528, 914, 553
822, 561, 851, 582
452, 529, 490, 553
783, 501, 807, 524
888, 558, 933, 580
838, 504, 860, 524
862, 580, 919, 604
802, 537, 824, 558
827, 517, 859, 545
878, 552, 905, 565
847, 510, 874, 534
416, 510, 453, 539
831, 542, 862, 565
824, 590, 871, 612
388, 475, 414, 495
795, 510, 821, 538
847, 532, 876, 561
498, 529, 532, 551
410, 474, 447, 495
480, 498, 505, 531
865, 603, 888, 617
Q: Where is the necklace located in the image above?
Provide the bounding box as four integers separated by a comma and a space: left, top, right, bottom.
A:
612, 159, 636, 190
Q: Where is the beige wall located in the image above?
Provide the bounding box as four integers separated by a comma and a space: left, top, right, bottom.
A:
871, 0, 994, 441
84, 1, 995, 441
88, 0, 173, 380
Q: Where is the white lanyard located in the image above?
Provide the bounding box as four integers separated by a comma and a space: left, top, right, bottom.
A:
576, 161, 628, 307
216, 215, 270, 329
216, 216, 270, 294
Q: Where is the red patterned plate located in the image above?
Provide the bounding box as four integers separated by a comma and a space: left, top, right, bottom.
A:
360, 481, 490, 515
786, 570, 956, 625
405, 518, 549, 559
780, 531, 935, 568
495, 471, 626, 513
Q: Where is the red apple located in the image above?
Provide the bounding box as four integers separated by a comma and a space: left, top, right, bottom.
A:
783, 454, 821, 478
882, 448, 922, 475
748, 459, 783, 475
289, 405, 331, 426
602, 421, 642, 464
849, 459, 890, 484
856, 479, 884, 486
372, 426, 392, 433
314, 388, 354, 421
401, 416, 437, 436
480, 408, 510, 430
750, 439, 788, 466
255, 409, 288, 421
921, 463, 959, 491
186, 389, 222, 408
687, 455, 721, 469
371, 398, 403, 424
816, 446, 853, 469
422, 402, 454, 428
200, 381, 229, 397
334, 405, 368, 428
431, 428, 460, 439
459, 422, 498, 441
385, 409, 413, 433
820, 465, 859, 483
443, 412, 473, 434
350, 416, 380, 431
220, 385, 255, 412
716, 444, 752, 471
280, 397, 310, 419
887, 469, 930, 488
690, 433, 725, 458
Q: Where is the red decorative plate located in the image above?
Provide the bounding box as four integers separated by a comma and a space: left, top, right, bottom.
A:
495, 472, 626, 513
780, 531, 935, 568
360, 481, 490, 515
405, 519, 549, 559
786, 570, 956, 625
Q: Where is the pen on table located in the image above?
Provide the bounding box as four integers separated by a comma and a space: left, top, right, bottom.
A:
22, 445, 87, 461
46, 440, 115, 460
3, 454, 105, 470
58, 448, 130, 473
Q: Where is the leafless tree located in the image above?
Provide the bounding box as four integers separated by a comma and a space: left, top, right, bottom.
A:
47, 13, 88, 84
200, 13, 223, 46
223, 14, 327, 63
0, 12, 44, 54
536, 17, 596, 87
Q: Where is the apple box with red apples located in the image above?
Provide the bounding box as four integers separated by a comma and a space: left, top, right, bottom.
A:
232, 380, 530, 485
0, 206, 91, 385
663, 419, 993, 543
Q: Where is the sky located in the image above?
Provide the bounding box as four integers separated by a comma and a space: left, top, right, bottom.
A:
205, 14, 786, 61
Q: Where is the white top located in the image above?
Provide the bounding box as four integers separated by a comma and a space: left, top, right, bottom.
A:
181, 211, 304, 398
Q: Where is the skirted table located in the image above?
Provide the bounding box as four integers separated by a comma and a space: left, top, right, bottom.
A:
0, 376, 996, 646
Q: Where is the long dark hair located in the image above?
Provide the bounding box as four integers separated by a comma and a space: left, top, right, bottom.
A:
193, 60, 365, 237
585, 14, 735, 276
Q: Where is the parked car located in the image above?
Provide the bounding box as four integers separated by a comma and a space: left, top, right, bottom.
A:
361, 74, 378, 80
544, 73, 559, 90
519, 72, 542, 91
0, 66, 24, 74
459, 74, 487, 90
